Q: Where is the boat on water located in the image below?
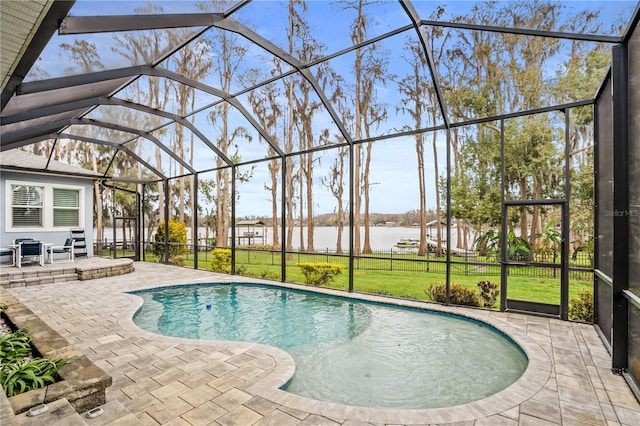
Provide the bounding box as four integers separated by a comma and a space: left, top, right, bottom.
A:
395, 237, 419, 248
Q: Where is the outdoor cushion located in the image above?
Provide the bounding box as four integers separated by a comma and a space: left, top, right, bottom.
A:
52, 238, 74, 254
47, 238, 74, 263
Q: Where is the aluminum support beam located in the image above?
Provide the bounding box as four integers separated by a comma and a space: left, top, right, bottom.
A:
420, 19, 622, 43
400, 0, 451, 129
10, 131, 166, 179
1, 1, 75, 111
57, 133, 166, 179
145, 67, 285, 158
611, 44, 629, 372
59, 13, 224, 34
74, 118, 196, 174
561, 109, 571, 320
17, 66, 150, 95
10, 72, 256, 164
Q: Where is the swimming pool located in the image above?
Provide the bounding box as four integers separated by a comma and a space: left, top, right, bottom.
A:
131, 283, 528, 409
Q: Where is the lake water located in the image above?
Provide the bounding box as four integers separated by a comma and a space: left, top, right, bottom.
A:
99, 225, 470, 252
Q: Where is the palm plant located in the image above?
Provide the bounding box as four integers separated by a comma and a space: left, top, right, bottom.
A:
536, 219, 561, 263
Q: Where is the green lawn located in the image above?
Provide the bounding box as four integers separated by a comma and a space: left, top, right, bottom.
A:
132, 248, 592, 310
236, 263, 588, 307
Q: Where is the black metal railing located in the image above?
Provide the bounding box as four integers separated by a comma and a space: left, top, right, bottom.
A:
113, 241, 593, 281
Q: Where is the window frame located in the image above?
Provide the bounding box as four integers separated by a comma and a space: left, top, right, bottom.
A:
5, 179, 85, 233
10, 184, 44, 228
53, 187, 81, 227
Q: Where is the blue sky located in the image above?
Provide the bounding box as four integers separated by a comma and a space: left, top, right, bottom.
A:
26, 0, 638, 216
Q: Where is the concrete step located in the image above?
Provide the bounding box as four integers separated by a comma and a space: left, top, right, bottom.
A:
4, 274, 79, 288
81, 399, 140, 425
15, 398, 86, 426
1, 387, 18, 426
9, 394, 135, 425
0, 268, 78, 288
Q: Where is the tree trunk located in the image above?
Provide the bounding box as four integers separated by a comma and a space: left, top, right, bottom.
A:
157, 149, 165, 225
298, 166, 305, 251
529, 174, 543, 248
362, 142, 373, 254
433, 132, 443, 257
417, 133, 427, 256
269, 160, 280, 249
306, 151, 315, 252
519, 177, 528, 242
353, 145, 362, 255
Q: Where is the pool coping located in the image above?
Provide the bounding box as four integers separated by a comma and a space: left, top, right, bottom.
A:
118, 278, 553, 425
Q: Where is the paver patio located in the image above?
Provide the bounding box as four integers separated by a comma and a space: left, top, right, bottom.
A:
3, 260, 640, 425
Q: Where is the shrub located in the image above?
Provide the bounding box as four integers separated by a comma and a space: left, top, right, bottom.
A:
152, 220, 189, 265
210, 248, 232, 273
427, 282, 447, 303
259, 269, 280, 280
477, 280, 500, 308
297, 262, 344, 286
209, 249, 248, 274
426, 282, 481, 307
569, 290, 593, 322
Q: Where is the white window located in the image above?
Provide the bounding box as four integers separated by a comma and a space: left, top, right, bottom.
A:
6, 180, 84, 232
11, 185, 44, 227
53, 188, 80, 227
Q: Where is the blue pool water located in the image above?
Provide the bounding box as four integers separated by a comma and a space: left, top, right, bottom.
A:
131, 284, 527, 409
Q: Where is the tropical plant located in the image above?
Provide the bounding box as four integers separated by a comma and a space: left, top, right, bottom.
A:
475, 229, 501, 259
572, 235, 594, 266
507, 229, 532, 261
0, 328, 31, 361
475, 228, 532, 261
0, 357, 71, 397
536, 219, 561, 262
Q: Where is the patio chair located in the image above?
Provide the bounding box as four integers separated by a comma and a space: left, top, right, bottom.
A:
47, 238, 74, 263
15, 239, 44, 268
0, 247, 13, 265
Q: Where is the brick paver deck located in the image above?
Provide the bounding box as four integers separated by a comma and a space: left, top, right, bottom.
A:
5, 261, 640, 425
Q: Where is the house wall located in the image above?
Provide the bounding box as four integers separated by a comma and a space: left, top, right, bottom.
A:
0, 171, 94, 257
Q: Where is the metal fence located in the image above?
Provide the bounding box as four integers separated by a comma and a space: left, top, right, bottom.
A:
102, 241, 593, 281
